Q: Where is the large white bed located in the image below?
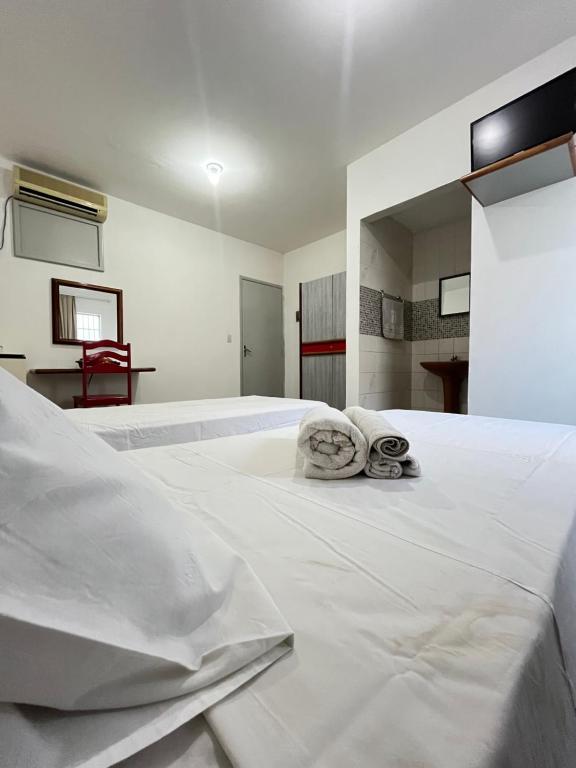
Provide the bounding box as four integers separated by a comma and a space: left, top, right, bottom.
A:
5, 373, 576, 768
121, 409, 576, 768
65, 395, 321, 450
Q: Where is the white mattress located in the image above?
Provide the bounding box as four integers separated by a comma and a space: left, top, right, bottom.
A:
66, 396, 321, 450
125, 410, 576, 768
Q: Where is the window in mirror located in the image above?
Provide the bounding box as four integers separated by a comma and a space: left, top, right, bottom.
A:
51, 278, 123, 345
439, 273, 470, 317
76, 312, 103, 341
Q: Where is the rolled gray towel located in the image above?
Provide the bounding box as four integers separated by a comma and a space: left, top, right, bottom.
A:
344, 407, 421, 479
297, 406, 368, 480
401, 454, 422, 478
365, 459, 403, 480
345, 406, 409, 459
364, 454, 422, 479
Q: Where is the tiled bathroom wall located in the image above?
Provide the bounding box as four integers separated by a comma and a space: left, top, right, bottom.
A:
359, 216, 471, 413
359, 218, 412, 410
360, 333, 412, 410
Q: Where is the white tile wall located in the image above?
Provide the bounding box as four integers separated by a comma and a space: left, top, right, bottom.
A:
359, 218, 413, 412
438, 338, 455, 355
454, 337, 470, 356
360, 392, 412, 410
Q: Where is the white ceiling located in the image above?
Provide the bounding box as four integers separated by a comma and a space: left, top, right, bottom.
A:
0, 1, 575, 253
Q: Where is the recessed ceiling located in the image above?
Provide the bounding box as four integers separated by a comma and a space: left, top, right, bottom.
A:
0, 0, 575, 252
379, 182, 471, 234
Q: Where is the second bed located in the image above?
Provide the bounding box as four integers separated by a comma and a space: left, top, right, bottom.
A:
66, 395, 321, 450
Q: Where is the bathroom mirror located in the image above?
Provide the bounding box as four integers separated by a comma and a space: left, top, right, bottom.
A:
439, 273, 470, 316
51, 278, 123, 345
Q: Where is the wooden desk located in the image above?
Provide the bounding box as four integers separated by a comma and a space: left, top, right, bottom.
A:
28, 367, 156, 409
30, 367, 156, 375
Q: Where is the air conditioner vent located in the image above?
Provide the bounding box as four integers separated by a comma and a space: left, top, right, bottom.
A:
13, 166, 107, 223
18, 186, 100, 217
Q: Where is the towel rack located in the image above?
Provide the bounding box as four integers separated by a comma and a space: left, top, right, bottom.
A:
381, 290, 403, 302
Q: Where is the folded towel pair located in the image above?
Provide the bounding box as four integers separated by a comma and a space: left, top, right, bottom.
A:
297, 405, 421, 480
344, 406, 421, 479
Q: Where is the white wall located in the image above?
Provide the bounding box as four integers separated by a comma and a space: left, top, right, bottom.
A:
412, 218, 471, 303
0, 161, 283, 407
347, 35, 576, 422
283, 230, 346, 398
469, 177, 576, 423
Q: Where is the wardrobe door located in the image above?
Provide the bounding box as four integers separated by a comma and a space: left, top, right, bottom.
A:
332, 272, 346, 340
301, 276, 333, 343
301, 355, 333, 405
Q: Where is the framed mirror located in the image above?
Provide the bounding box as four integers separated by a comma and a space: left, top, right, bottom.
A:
439, 272, 470, 317
51, 278, 123, 345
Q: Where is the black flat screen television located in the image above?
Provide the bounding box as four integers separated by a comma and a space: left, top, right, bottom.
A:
471, 67, 576, 172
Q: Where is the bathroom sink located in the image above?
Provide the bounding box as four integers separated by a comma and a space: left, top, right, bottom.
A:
420, 360, 469, 376
420, 359, 469, 413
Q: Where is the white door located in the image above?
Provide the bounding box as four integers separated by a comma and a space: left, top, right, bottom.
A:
240, 278, 284, 397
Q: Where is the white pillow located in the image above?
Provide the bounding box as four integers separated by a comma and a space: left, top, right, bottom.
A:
0, 369, 292, 765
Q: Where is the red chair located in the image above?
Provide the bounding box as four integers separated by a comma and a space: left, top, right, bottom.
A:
73, 340, 132, 408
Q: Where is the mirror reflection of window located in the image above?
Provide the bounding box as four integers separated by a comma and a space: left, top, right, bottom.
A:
76, 312, 103, 341
58, 285, 118, 342
440, 273, 470, 316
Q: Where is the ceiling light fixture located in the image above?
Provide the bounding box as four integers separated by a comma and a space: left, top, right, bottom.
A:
205, 162, 224, 186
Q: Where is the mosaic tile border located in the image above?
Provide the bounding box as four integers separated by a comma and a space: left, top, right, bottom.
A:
359, 285, 469, 341
411, 298, 469, 340
359, 285, 383, 336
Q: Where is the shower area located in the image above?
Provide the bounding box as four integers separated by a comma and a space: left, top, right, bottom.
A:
359, 181, 471, 414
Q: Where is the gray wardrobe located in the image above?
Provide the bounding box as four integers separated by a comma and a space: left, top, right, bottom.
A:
299, 272, 346, 410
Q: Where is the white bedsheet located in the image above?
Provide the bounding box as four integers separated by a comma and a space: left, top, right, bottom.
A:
126, 410, 576, 768
0, 368, 293, 768
66, 396, 321, 450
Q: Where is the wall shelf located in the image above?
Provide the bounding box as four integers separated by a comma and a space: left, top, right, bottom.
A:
460, 133, 576, 207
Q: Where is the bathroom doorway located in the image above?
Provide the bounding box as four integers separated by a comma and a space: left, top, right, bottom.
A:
359, 181, 471, 414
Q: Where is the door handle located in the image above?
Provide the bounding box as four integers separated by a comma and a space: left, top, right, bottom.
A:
243, 344, 252, 357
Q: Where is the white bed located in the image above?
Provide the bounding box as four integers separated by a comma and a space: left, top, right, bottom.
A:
123, 409, 576, 768
66, 395, 321, 450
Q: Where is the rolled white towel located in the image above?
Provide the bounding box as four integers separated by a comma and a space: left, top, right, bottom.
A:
297, 406, 368, 480
344, 407, 421, 479
345, 406, 409, 459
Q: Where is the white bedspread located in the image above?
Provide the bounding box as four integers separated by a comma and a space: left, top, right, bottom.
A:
66, 396, 321, 450
126, 410, 576, 768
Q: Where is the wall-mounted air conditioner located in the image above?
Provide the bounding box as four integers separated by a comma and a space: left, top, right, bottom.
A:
12, 166, 106, 271
13, 166, 107, 223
